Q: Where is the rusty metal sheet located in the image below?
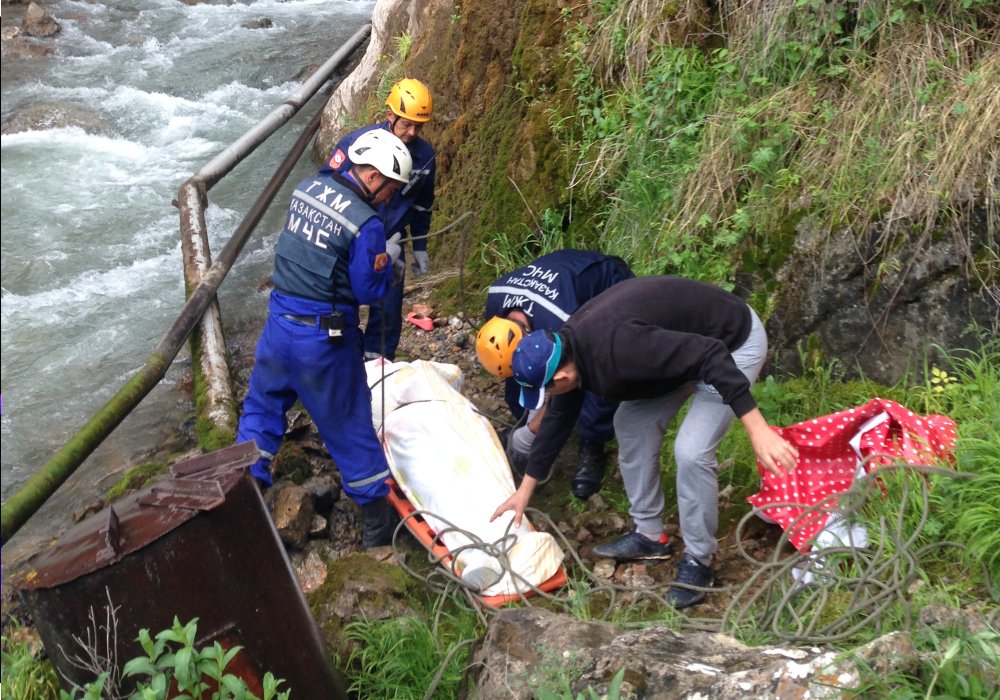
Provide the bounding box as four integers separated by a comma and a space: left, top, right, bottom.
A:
18, 442, 258, 591
17, 442, 346, 699
171, 440, 259, 479
136, 478, 226, 510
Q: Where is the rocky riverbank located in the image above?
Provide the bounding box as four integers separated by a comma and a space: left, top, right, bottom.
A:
4, 268, 997, 697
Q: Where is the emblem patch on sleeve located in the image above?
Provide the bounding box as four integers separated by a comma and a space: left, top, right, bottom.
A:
329, 149, 346, 169
374, 252, 389, 271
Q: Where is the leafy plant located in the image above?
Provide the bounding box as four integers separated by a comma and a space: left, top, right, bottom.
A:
536, 667, 627, 700
62, 617, 290, 700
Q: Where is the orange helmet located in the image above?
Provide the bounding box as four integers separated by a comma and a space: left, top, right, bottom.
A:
476, 317, 525, 378
385, 78, 433, 123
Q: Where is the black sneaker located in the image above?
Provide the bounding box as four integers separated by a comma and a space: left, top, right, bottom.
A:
361, 498, 400, 549
590, 529, 674, 561
667, 554, 713, 609
572, 440, 607, 499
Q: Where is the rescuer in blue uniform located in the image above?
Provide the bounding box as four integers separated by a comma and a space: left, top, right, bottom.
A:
475, 250, 633, 499
237, 129, 412, 548
320, 78, 436, 361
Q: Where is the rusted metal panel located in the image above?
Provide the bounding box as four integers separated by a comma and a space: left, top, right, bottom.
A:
17, 443, 346, 698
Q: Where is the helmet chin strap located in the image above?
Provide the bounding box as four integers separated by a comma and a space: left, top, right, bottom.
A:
351, 166, 390, 202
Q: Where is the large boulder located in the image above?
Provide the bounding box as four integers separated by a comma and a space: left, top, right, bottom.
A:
767, 207, 997, 384
1, 30, 54, 59
466, 607, 921, 699
21, 2, 59, 37
307, 552, 416, 662
271, 483, 315, 550
0, 102, 104, 134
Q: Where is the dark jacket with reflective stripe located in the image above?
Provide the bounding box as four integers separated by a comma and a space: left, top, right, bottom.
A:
271, 173, 384, 306
320, 121, 436, 251
485, 249, 633, 331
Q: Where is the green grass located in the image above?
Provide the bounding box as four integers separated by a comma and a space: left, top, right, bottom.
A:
535, 0, 998, 294
342, 602, 481, 699
1, 626, 61, 700
852, 623, 1000, 699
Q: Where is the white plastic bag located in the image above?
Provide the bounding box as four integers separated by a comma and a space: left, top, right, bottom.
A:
366, 359, 565, 597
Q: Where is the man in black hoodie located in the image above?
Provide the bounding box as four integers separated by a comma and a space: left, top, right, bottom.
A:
491, 276, 798, 608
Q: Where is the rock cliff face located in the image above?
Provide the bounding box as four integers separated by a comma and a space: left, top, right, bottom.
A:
315, 0, 582, 246
317, 0, 998, 384
465, 605, 999, 699
767, 206, 997, 380
314, 0, 454, 158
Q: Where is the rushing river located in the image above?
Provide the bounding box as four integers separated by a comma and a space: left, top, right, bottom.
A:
1, 0, 373, 503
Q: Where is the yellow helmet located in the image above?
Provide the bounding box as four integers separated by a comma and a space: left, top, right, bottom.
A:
385, 78, 433, 123
476, 317, 525, 378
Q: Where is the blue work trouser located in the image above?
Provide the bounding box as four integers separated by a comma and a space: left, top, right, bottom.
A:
237, 292, 390, 504
363, 254, 404, 360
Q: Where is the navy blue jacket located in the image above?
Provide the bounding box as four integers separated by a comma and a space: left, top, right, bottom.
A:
485, 250, 633, 331
320, 121, 435, 251
486, 250, 633, 419
271, 171, 394, 307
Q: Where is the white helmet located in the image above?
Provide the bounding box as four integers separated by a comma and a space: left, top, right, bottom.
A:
347, 129, 412, 183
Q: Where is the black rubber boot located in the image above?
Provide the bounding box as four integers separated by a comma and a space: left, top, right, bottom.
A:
572, 440, 607, 499
497, 427, 512, 450
361, 498, 399, 549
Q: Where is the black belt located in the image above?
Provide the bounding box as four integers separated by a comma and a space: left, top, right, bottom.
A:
281, 313, 353, 329
281, 314, 323, 327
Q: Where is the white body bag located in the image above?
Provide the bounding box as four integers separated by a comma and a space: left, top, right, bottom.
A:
366, 359, 565, 598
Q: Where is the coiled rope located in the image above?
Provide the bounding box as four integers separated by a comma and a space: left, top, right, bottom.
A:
391, 459, 991, 696
389, 461, 988, 638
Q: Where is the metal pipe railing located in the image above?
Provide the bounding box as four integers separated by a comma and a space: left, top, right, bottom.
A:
179, 22, 372, 445
1, 24, 372, 545
194, 23, 371, 189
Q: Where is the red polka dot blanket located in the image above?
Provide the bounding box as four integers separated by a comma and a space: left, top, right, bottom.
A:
747, 397, 957, 552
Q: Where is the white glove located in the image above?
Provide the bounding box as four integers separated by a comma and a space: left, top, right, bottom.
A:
508, 424, 536, 456
411, 250, 430, 277
384, 232, 403, 265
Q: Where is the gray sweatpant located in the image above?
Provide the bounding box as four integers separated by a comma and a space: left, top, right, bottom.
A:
612, 308, 767, 566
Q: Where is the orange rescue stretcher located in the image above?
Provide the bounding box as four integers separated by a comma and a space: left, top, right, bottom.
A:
385, 478, 568, 607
